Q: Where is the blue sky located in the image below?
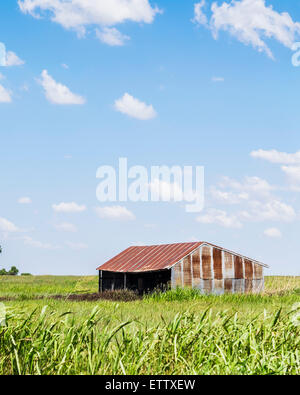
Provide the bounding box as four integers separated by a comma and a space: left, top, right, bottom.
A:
0, 0, 300, 275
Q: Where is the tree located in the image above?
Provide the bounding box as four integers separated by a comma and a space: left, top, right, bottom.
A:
9, 266, 19, 276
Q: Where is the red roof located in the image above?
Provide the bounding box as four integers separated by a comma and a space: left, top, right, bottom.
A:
97, 242, 203, 273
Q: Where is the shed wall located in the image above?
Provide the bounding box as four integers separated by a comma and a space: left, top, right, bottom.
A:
171, 245, 264, 294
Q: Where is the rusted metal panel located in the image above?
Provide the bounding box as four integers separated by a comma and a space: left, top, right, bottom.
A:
214, 279, 224, 295
234, 256, 244, 279
223, 252, 234, 279
253, 263, 263, 279
244, 259, 253, 279
233, 279, 244, 293
183, 256, 192, 287
244, 279, 253, 293
201, 279, 213, 294
201, 246, 212, 280
213, 248, 223, 280
192, 249, 201, 288
172, 261, 182, 288
224, 279, 233, 293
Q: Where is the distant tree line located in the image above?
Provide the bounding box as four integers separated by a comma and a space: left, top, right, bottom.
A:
0, 266, 19, 276
0, 245, 19, 275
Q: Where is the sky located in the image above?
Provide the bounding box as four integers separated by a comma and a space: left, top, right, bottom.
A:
0, 0, 300, 275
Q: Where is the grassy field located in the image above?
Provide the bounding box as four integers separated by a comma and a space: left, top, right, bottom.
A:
0, 275, 299, 375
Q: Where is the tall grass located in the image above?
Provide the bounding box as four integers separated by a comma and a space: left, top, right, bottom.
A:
0, 306, 299, 375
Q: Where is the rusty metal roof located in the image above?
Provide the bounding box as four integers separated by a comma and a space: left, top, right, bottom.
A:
97, 241, 268, 273
97, 242, 203, 273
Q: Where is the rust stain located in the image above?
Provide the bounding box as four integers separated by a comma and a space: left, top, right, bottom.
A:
223, 252, 234, 279
192, 249, 201, 287
244, 259, 253, 279
201, 246, 212, 280
183, 256, 192, 287
213, 248, 223, 280
254, 264, 263, 279
224, 279, 233, 293
234, 256, 244, 279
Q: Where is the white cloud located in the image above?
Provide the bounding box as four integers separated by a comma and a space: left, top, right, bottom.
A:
18, 0, 160, 42
196, 208, 242, 228
281, 166, 300, 190
264, 227, 282, 238
0, 84, 12, 103
5, 51, 25, 67
65, 241, 88, 250
55, 222, 77, 232
210, 187, 249, 204
193, 0, 208, 26
96, 27, 130, 46
61, 63, 69, 69
0, 218, 19, 233
38, 70, 85, 105
18, 197, 32, 204
95, 206, 135, 221
240, 199, 296, 222
23, 236, 59, 250
52, 202, 87, 213
115, 93, 157, 120
218, 176, 273, 198
193, 0, 300, 59
251, 149, 300, 164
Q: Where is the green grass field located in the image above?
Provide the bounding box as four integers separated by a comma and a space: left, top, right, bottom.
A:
0, 276, 299, 375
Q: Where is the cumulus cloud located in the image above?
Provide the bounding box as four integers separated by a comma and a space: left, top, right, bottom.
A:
18, 0, 160, 43
196, 208, 242, 228
96, 27, 130, 46
95, 206, 135, 221
5, 51, 25, 67
55, 222, 77, 232
115, 93, 157, 120
251, 149, 300, 164
264, 227, 282, 238
18, 197, 32, 204
251, 149, 300, 190
52, 202, 87, 213
0, 84, 12, 103
38, 70, 85, 105
193, 0, 300, 59
240, 199, 296, 223
0, 218, 19, 233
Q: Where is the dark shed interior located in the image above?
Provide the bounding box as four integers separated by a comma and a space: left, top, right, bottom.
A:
100, 269, 171, 294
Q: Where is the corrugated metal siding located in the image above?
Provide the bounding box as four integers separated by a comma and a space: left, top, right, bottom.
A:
202, 246, 213, 280
170, 245, 265, 294
213, 248, 223, 280
192, 250, 201, 288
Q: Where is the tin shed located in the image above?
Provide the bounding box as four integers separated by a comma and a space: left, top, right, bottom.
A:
96, 242, 268, 294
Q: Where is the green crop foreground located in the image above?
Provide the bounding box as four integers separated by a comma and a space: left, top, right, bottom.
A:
0, 275, 299, 375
